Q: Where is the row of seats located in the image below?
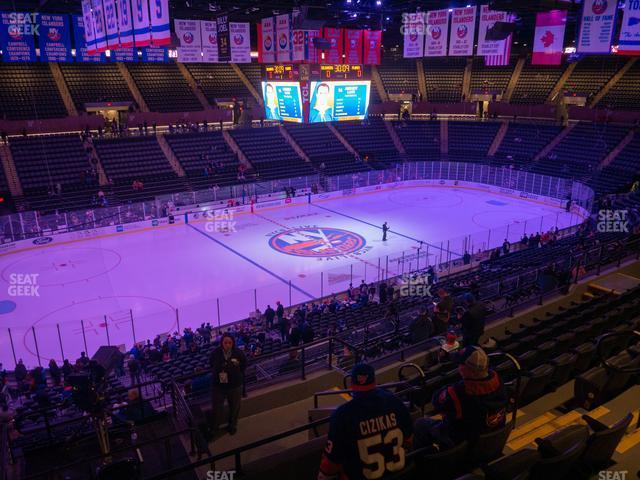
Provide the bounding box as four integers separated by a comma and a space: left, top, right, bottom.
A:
392, 120, 441, 161
187, 64, 252, 103
470, 57, 516, 96
590, 132, 640, 194
599, 60, 640, 111
448, 121, 501, 163
493, 123, 562, 168
510, 61, 567, 105
0, 64, 67, 120
378, 60, 419, 95
126, 63, 202, 112
335, 118, 399, 168
60, 63, 134, 111
424, 58, 466, 103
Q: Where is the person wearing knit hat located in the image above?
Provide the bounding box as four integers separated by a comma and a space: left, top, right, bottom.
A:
318, 363, 413, 480
413, 346, 508, 450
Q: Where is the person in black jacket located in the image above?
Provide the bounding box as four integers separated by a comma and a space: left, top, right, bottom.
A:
210, 334, 247, 435
265, 305, 276, 330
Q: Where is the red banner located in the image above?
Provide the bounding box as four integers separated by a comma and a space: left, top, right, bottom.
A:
344, 29, 363, 64
363, 30, 382, 65
322, 27, 343, 63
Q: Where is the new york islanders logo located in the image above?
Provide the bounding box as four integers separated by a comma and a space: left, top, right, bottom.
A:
264, 35, 273, 51
48, 28, 61, 41
592, 0, 608, 15
457, 24, 468, 38
279, 32, 288, 49
234, 34, 243, 45
183, 32, 194, 44
431, 26, 442, 40
208, 34, 216, 45
269, 227, 366, 257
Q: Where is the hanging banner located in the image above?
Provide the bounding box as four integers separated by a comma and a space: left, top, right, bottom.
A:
73, 14, 106, 62
576, 0, 618, 54
150, 0, 170, 45
477, 5, 510, 56
363, 30, 382, 65
202, 20, 218, 63
276, 14, 292, 62
230, 22, 251, 63
485, 13, 515, 66
112, 48, 136, 61
216, 14, 231, 62
344, 29, 363, 64
0, 12, 37, 62
425, 9, 450, 57
323, 27, 343, 63
132, 0, 151, 47
38, 13, 73, 62
141, 46, 168, 62
618, 0, 640, 55
292, 29, 305, 62
103, 0, 120, 49
92, 0, 108, 52
449, 6, 477, 56
402, 12, 425, 58
117, 0, 134, 47
532, 10, 567, 65
175, 19, 202, 62
258, 17, 275, 63
81, 0, 97, 54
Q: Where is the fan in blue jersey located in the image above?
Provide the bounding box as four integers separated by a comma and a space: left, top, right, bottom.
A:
318, 363, 413, 480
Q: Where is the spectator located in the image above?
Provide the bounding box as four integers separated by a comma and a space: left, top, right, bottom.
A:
116, 388, 157, 424
433, 288, 453, 334
409, 308, 432, 343
14, 359, 27, 385
210, 333, 246, 436
378, 281, 387, 303
318, 363, 413, 480
413, 346, 508, 449
61, 359, 73, 381
463, 251, 471, 265
265, 304, 276, 330
502, 239, 510, 255
301, 320, 314, 344
457, 294, 487, 346
128, 355, 142, 386
48, 359, 61, 386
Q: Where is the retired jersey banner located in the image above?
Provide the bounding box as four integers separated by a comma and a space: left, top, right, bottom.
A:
276, 14, 292, 62
202, 20, 218, 63
38, 14, 73, 62
141, 46, 167, 62
425, 9, 450, 57
477, 5, 510, 56
344, 29, 363, 64
117, 0, 134, 47
292, 29, 321, 63
150, 0, 170, 45
73, 14, 106, 62
323, 27, 343, 63
80, 0, 97, 54
449, 6, 477, 56
363, 29, 382, 64
216, 14, 230, 62
132, 0, 151, 47
92, 0, 108, 52
402, 12, 425, 58
258, 17, 275, 63
175, 19, 201, 62
0, 12, 37, 62
618, 0, 640, 55
230, 22, 250, 63
103, 0, 120, 49
577, 0, 618, 54
532, 10, 567, 65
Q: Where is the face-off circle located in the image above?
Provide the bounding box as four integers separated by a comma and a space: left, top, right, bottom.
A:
269, 227, 366, 258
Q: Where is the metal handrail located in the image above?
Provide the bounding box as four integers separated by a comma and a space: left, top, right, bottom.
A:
595, 330, 640, 374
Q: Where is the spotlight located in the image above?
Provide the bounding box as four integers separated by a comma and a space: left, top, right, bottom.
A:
376, 0, 382, 5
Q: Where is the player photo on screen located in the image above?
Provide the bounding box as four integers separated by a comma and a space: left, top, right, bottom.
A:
309, 80, 371, 123
261, 81, 303, 123
309, 82, 334, 123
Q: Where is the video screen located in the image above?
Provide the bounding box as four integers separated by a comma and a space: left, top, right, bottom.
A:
261, 81, 303, 123
309, 80, 371, 123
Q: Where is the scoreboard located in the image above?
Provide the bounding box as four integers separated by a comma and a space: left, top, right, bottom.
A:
312, 64, 364, 80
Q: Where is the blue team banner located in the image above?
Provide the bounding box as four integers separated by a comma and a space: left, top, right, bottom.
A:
141, 46, 168, 62
38, 13, 73, 62
111, 48, 136, 61
618, 0, 640, 55
576, 0, 618, 54
0, 12, 37, 62
73, 14, 106, 62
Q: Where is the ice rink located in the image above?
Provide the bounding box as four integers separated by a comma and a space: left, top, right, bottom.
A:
0, 184, 585, 367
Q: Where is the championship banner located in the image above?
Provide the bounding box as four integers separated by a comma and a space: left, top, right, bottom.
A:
577, 0, 618, 54
174, 19, 202, 62
618, 0, 640, 55
132, 0, 151, 47
323, 27, 343, 63
216, 14, 231, 62
425, 9, 449, 57
363, 29, 382, 65
150, 0, 170, 46
202, 20, 218, 63
449, 6, 477, 56
103, 0, 120, 49
258, 17, 275, 63
92, 0, 108, 52
141, 46, 168, 62
112, 48, 136, 61
230, 22, 250, 63
477, 5, 509, 56
117, 0, 134, 48
402, 12, 425, 58
38, 13, 73, 62
81, 0, 97, 54
344, 29, 363, 64
276, 14, 292, 62
532, 10, 567, 65
73, 14, 106, 62
0, 12, 37, 62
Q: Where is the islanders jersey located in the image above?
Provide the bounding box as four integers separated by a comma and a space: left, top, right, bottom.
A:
319, 389, 413, 480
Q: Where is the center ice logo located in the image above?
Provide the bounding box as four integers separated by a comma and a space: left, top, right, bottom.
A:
269, 227, 366, 258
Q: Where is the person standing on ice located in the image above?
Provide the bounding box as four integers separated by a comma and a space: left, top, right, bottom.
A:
382, 222, 390, 242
